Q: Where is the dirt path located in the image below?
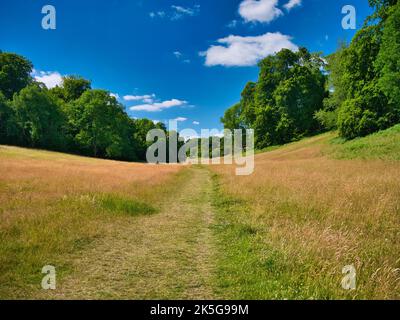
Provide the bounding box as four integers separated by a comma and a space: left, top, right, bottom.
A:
42, 166, 217, 299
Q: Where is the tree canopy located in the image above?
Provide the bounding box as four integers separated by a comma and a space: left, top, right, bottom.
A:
0, 52, 174, 162
326, 0, 400, 139
222, 47, 327, 148
0, 52, 33, 100
222, 0, 400, 143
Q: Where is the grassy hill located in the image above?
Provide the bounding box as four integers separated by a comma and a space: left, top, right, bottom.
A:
1, 125, 399, 299
210, 125, 400, 299
326, 124, 400, 161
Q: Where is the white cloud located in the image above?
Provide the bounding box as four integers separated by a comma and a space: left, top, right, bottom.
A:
33, 70, 63, 89
130, 99, 188, 112
110, 93, 120, 99
173, 51, 182, 58
201, 32, 298, 67
227, 19, 239, 28
174, 117, 187, 122
173, 51, 191, 64
150, 5, 199, 21
171, 5, 200, 20
284, 0, 302, 11
150, 11, 165, 18
124, 94, 155, 103
239, 0, 283, 23
193, 121, 200, 125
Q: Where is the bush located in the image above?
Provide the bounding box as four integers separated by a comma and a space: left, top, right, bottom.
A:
314, 109, 338, 130
338, 98, 380, 139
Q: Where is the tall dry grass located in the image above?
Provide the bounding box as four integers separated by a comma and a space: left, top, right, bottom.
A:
0, 146, 183, 298
210, 135, 400, 299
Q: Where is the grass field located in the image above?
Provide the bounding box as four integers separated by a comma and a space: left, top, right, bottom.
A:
210, 126, 400, 299
0, 146, 184, 298
326, 124, 400, 161
1, 125, 399, 299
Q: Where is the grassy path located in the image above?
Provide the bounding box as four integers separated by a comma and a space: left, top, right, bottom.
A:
40, 166, 217, 299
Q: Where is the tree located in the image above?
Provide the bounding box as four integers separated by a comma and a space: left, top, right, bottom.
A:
12, 85, 66, 149
241, 82, 257, 126
0, 52, 33, 99
221, 103, 243, 131
50, 76, 91, 102
329, 0, 400, 139
0, 92, 21, 144
376, 2, 400, 110
222, 48, 327, 148
368, 0, 399, 20
132, 118, 166, 161
66, 90, 136, 159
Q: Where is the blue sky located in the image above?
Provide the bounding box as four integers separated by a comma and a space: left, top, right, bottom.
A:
0, 0, 372, 131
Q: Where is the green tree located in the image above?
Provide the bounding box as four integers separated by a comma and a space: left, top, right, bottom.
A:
0, 52, 33, 99
66, 90, 135, 159
221, 103, 243, 131
0, 92, 21, 144
376, 2, 400, 109
12, 85, 66, 149
331, 0, 400, 139
50, 76, 91, 102
132, 118, 166, 161
222, 48, 327, 148
240, 82, 257, 126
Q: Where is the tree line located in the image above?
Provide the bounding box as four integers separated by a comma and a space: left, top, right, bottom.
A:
222, 0, 400, 148
1, 1, 399, 160
0, 53, 170, 162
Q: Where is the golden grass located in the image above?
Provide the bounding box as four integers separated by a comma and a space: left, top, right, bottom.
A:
210, 134, 400, 299
2, 134, 399, 299
35, 167, 217, 300
0, 145, 184, 299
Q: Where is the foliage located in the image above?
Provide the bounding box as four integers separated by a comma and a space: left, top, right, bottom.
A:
0, 52, 33, 100
132, 118, 165, 161
65, 90, 136, 160
222, 1, 400, 145
221, 103, 243, 131
12, 84, 66, 149
0, 51, 176, 162
325, 0, 400, 139
50, 76, 91, 102
222, 48, 327, 149
314, 109, 337, 131
375, 2, 400, 108
0, 92, 20, 144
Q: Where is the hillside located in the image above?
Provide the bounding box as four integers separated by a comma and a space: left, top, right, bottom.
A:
326, 124, 400, 161
209, 126, 400, 299
1, 125, 399, 299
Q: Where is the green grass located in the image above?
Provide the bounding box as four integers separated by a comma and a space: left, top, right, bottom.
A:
210, 125, 400, 299
99, 194, 157, 216
255, 132, 334, 155
326, 124, 400, 161
210, 172, 339, 299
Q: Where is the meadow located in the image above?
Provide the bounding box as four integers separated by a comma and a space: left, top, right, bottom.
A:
0, 125, 399, 299
210, 126, 400, 299
0, 146, 183, 298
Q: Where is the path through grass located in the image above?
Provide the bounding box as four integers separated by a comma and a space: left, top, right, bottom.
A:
38, 166, 217, 299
